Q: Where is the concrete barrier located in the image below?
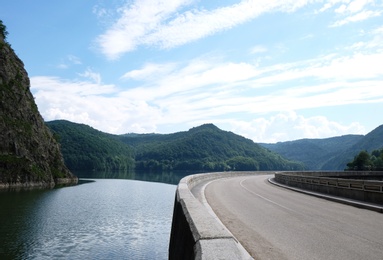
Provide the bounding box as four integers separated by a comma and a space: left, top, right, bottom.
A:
168, 171, 255, 260
274, 171, 383, 205
169, 171, 383, 259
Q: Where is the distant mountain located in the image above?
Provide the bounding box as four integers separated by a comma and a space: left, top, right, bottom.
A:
47, 119, 383, 173
321, 125, 383, 170
119, 123, 304, 172
260, 124, 383, 170
47, 120, 134, 172
260, 135, 363, 170
47, 121, 304, 175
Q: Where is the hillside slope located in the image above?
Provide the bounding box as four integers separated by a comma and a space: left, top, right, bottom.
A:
48, 121, 305, 173
260, 135, 363, 170
0, 21, 77, 188
322, 125, 383, 170
120, 123, 305, 172
47, 120, 134, 172
261, 125, 383, 170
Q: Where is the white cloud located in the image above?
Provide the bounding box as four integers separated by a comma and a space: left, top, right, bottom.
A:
319, 0, 375, 13
96, 0, 317, 59
96, 0, 192, 59
57, 63, 68, 69
331, 10, 381, 27
32, 24, 383, 142
31, 76, 115, 96
335, 4, 348, 13
33, 73, 372, 141
228, 111, 366, 143
347, 0, 373, 13
254, 52, 383, 85
333, 0, 374, 14
67, 55, 82, 65
121, 62, 176, 80
78, 68, 102, 84
31, 43, 383, 141
31, 76, 161, 134
250, 45, 268, 54
57, 55, 82, 69
119, 48, 383, 130
119, 58, 262, 102
317, 0, 381, 27
93, 5, 108, 18
343, 25, 383, 50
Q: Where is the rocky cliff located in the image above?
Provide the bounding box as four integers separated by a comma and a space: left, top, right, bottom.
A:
0, 22, 77, 189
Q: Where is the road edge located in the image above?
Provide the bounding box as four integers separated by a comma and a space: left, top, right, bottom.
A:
168, 171, 256, 260
268, 178, 383, 213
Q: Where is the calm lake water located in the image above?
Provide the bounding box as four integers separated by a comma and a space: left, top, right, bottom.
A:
0, 178, 177, 259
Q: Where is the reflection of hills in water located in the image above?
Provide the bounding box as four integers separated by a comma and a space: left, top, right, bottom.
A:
73, 170, 197, 185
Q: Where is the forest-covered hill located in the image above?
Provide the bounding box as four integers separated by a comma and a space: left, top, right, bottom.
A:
321, 125, 383, 170
47, 120, 383, 173
46, 120, 134, 172
260, 124, 383, 170
118, 123, 304, 172
47, 121, 304, 174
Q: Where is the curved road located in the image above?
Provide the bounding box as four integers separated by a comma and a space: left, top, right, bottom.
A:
204, 174, 383, 260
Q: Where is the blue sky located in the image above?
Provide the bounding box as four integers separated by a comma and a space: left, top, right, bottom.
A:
1, 0, 382, 142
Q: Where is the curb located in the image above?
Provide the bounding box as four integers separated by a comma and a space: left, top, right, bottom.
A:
169, 171, 256, 259
268, 178, 383, 213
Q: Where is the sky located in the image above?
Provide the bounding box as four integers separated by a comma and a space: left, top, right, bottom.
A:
1, 0, 383, 143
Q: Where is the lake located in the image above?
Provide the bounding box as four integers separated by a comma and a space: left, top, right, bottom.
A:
0, 177, 177, 259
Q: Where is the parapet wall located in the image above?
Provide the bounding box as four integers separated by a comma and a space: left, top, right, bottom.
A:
274, 171, 383, 205
169, 171, 383, 259
168, 172, 254, 260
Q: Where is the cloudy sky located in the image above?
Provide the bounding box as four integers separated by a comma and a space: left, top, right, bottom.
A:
1, 0, 382, 143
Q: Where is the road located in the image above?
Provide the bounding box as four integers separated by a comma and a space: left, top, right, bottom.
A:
204, 174, 383, 260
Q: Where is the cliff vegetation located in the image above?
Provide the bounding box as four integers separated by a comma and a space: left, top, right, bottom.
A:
0, 20, 77, 189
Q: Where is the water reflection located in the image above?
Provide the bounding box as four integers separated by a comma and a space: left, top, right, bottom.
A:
0, 178, 176, 259
0, 189, 48, 258
73, 170, 196, 185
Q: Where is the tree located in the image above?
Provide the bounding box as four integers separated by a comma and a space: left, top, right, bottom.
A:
346, 150, 372, 170
0, 20, 8, 40
226, 156, 259, 171
371, 149, 383, 170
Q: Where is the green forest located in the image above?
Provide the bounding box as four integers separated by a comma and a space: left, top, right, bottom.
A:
260, 124, 383, 170
346, 149, 383, 171
47, 121, 134, 172
47, 120, 304, 174
120, 124, 304, 172
47, 120, 383, 174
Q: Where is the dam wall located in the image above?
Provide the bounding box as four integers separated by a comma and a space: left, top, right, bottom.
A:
168, 171, 254, 260
169, 171, 383, 259
274, 171, 383, 205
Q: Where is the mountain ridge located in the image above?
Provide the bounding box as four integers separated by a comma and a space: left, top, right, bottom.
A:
47, 120, 305, 174
321, 124, 383, 170
260, 125, 383, 170
47, 119, 383, 173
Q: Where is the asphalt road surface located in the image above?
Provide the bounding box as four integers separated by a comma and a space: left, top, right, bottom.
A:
204, 174, 383, 260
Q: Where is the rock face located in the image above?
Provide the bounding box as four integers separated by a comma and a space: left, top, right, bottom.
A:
0, 27, 77, 189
